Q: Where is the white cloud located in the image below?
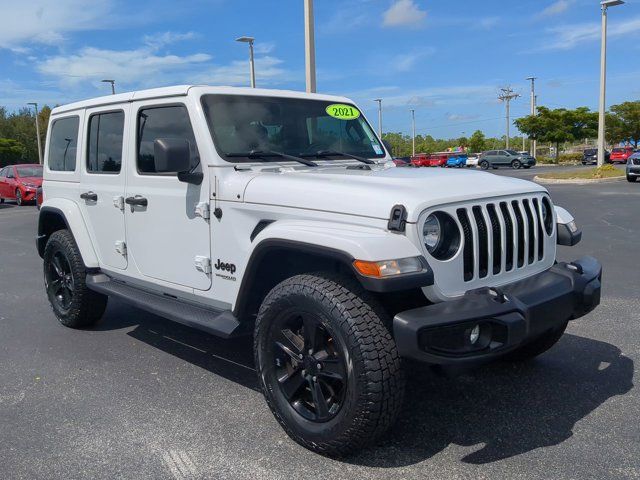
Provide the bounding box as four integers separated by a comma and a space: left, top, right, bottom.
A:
347, 84, 497, 109
195, 56, 287, 87
538, 0, 573, 18
393, 49, 435, 72
382, 0, 427, 29
38, 46, 212, 86
143, 31, 198, 49
0, 0, 115, 49
539, 16, 640, 50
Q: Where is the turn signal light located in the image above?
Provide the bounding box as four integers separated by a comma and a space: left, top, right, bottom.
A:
353, 257, 423, 278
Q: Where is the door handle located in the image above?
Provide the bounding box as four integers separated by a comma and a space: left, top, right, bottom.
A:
80, 191, 98, 201
125, 195, 148, 207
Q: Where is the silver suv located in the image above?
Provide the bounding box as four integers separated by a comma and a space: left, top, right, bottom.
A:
479, 149, 537, 170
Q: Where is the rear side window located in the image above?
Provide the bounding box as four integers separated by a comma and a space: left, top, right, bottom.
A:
137, 105, 199, 174
48, 116, 79, 171
87, 111, 125, 173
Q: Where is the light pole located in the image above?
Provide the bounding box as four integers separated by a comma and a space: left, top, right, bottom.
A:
101, 79, 115, 95
526, 76, 537, 156
410, 109, 416, 157
597, 0, 624, 167
236, 36, 256, 88
374, 99, 382, 139
304, 0, 317, 93
27, 102, 43, 165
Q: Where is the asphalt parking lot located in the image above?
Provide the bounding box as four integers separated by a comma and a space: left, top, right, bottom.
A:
1, 165, 638, 480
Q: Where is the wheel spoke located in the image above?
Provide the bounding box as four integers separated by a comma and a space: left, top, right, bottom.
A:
49, 278, 62, 292
278, 369, 305, 400
317, 357, 347, 383
275, 329, 303, 361
302, 315, 320, 353
52, 256, 64, 277
309, 377, 330, 419
61, 287, 72, 307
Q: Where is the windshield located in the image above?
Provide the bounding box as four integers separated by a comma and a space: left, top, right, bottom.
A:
612, 148, 628, 153
584, 149, 597, 155
505, 150, 520, 155
201, 95, 385, 162
16, 166, 43, 177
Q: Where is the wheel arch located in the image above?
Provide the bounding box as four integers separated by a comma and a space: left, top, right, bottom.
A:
37, 201, 99, 268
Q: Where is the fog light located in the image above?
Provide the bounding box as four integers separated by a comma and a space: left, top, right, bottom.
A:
469, 324, 480, 344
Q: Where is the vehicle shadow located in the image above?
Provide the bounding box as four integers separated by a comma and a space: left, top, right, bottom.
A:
0, 203, 16, 210
97, 301, 633, 467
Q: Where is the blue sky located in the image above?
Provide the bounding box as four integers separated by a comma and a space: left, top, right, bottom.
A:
1, 0, 639, 138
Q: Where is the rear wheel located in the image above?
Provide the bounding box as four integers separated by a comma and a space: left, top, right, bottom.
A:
254, 272, 404, 457
480, 160, 489, 170
44, 230, 107, 328
502, 321, 568, 362
15, 189, 23, 206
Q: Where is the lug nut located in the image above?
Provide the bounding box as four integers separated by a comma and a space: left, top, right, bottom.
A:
301, 369, 306, 376
298, 354, 303, 359
316, 363, 322, 370
312, 376, 317, 381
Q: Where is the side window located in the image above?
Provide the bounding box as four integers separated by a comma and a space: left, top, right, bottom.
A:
48, 116, 80, 171
0, 168, 5, 178
137, 105, 199, 174
87, 111, 125, 173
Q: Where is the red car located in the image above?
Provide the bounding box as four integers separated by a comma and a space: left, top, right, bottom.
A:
610, 147, 635, 164
411, 153, 449, 167
0, 164, 43, 206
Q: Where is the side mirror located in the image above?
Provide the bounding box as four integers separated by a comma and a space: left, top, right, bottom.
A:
153, 138, 203, 185
382, 140, 393, 156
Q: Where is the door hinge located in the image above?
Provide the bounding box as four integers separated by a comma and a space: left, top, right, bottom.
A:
194, 256, 211, 274
113, 196, 125, 211
195, 202, 210, 220
115, 240, 127, 256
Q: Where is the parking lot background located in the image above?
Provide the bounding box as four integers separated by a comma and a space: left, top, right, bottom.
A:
0, 166, 638, 479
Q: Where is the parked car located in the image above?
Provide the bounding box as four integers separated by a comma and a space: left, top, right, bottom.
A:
627, 152, 640, 182
411, 152, 448, 167
445, 153, 467, 168
36, 186, 43, 209
393, 156, 411, 167
582, 148, 610, 165
610, 146, 634, 164
466, 153, 480, 168
0, 163, 43, 205
37, 85, 600, 457
478, 150, 536, 170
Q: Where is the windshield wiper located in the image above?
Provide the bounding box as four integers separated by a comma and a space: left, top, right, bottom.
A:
300, 150, 375, 165
226, 149, 317, 167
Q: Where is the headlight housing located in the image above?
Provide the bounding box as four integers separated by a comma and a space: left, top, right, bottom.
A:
422, 212, 461, 260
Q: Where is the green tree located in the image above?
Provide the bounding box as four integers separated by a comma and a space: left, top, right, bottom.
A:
607, 100, 640, 147
515, 106, 597, 162
0, 138, 26, 167
468, 130, 486, 153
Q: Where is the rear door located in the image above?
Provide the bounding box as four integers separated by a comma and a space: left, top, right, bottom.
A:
124, 100, 211, 291
78, 107, 128, 270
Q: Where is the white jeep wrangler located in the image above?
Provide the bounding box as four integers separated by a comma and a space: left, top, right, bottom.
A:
37, 85, 602, 456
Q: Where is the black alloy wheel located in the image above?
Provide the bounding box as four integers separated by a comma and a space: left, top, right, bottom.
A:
45, 250, 75, 312
271, 311, 347, 422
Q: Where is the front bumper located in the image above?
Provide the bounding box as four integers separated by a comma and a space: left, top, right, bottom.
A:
394, 256, 602, 365
627, 167, 640, 177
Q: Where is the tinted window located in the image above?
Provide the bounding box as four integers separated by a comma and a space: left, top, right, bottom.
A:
487, 151, 497, 155
16, 166, 43, 177
137, 105, 199, 174
584, 149, 596, 155
0, 168, 5, 178
48, 116, 79, 171
87, 111, 124, 173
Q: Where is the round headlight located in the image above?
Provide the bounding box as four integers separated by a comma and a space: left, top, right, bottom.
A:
423, 214, 442, 252
541, 197, 553, 235
422, 212, 461, 260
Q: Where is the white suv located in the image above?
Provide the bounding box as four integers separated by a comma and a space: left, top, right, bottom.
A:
37, 85, 601, 456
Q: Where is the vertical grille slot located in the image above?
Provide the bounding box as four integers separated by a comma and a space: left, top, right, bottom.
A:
472, 206, 488, 278
523, 199, 536, 264
457, 208, 474, 281
511, 200, 525, 268
532, 198, 544, 261
500, 202, 514, 271
486, 204, 502, 275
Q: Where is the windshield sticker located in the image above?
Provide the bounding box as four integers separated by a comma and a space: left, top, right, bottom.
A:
325, 104, 360, 120
372, 144, 383, 154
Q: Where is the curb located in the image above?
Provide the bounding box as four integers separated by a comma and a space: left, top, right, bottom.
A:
533, 175, 625, 185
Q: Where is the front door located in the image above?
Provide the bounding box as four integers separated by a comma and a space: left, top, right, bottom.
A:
124, 101, 211, 291
79, 107, 128, 270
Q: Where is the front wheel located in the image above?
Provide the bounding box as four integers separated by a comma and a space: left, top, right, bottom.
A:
15, 189, 23, 206
44, 230, 107, 328
628, 175, 637, 183
502, 321, 568, 362
254, 272, 404, 457
480, 160, 489, 170
511, 160, 521, 169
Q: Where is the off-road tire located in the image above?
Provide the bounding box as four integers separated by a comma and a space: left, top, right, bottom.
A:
43, 229, 107, 328
511, 160, 522, 169
502, 321, 568, 362
254, 272, 404, 457
480, 160, 489, 170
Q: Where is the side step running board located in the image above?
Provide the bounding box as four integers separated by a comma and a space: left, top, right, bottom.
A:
86, 274, 243, 338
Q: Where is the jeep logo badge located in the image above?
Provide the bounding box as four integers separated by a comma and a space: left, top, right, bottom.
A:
214, 259, 236, 275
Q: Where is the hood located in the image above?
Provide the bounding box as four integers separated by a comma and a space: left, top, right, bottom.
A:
243, 164, 546, 222
17, 176, 43, 186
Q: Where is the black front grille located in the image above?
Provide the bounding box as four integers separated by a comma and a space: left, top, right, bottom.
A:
457, 208, 474, 282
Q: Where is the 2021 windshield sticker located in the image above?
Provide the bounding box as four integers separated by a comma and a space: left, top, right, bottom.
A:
325, 104, 360, 120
